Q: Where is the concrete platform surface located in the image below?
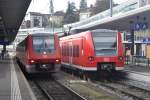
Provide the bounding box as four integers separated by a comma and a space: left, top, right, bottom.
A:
0, 57, 36, 100
125, 64, 150, 75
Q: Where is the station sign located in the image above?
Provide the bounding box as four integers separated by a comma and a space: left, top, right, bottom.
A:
143, 38, 150, 43
134, 23, 148, 30
134, 23, 140, 30
142, 23, 148, 29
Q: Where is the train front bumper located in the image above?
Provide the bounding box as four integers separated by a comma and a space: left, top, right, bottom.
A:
26, 63, 59, 73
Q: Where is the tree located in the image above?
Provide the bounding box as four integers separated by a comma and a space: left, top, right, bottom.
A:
64, 2, 79, 24
94, 0, 110, 14
93, 0, 118, 14
80, 0, 87, 12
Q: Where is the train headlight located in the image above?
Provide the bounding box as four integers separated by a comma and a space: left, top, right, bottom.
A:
56, 59, 59, 62
118, 56, 123, 61
30, 60, 35, 63
88, 56, 94, 61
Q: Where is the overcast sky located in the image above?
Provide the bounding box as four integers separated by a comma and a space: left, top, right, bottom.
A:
27, 0, 129, 14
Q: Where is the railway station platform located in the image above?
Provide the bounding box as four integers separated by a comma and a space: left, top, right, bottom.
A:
125, 64, 150, 75
0, 57, 36, 100
123, 64, 150, 84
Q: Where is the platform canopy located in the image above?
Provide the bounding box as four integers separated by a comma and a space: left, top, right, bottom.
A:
0, 0, 31, 45
64, 1, 150, 32
77, 5, 150, 31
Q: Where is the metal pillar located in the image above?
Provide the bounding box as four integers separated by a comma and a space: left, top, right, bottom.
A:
110, 0, 113, 17
49, 0, 54, 33
131, 29, 135, 64
3, 44, 6, 52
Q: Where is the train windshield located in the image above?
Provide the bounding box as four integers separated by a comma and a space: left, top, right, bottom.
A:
92, 32, 117, 56
32, 35, 54, 53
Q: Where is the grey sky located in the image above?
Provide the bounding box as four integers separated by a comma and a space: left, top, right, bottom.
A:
27, 0, 129, 14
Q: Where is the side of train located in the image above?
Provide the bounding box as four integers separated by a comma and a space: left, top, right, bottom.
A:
59, 29, 124, 72
16, 32, 61, 74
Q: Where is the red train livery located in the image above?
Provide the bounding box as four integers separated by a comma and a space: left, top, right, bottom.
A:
59, 29, 124, 72
16, 32, 61, 74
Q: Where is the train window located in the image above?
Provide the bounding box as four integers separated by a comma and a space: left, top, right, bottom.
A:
81, 38, 84, 56
63, 46, 65, 56
77, 45, 79, 57
32, 35, 54, 53
69, 46, 72, 57
73, 45, 75, 57
67, 45, 69, 56
61, 46, 63, 56
72, 45, 79, 57
63, 45, 65, 56
62, 46, 64, 56
64, 46, 66, 56
25, 38, 28, 51
75, 45, 77, 57
92, 32, 117, 56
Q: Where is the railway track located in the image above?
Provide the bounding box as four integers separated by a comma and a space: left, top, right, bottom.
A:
33, 78, 86, 100
95, 80, 150, 100
60, 69, 150, 100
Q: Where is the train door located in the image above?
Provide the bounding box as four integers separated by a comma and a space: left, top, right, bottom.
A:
69, 42, 73, 65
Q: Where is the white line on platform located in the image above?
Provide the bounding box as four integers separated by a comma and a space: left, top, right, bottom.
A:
10, 58, 22, 100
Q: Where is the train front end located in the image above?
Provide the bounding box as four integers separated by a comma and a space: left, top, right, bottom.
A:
27, 33, 61, 73
91, 30, 124, 71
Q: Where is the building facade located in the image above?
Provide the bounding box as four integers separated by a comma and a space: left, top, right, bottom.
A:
49, 11, 64, 28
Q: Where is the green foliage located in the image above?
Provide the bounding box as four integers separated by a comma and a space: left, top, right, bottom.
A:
64, 2, 79, 24
94, 0, 110, 14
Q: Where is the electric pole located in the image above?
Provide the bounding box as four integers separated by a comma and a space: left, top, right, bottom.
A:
49, 0, 54, 32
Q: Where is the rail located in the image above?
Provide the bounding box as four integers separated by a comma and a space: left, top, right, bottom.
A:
33, 78, 86, 100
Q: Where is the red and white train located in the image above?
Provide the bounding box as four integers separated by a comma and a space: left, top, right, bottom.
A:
59, 29, 124, 72
16, 32, 61, 74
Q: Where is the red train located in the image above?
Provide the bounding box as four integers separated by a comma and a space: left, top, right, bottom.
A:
59, 29, 124, 73
16, 32, 61, 74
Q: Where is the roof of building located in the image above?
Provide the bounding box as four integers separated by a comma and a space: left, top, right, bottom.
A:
53, 11, 64, 16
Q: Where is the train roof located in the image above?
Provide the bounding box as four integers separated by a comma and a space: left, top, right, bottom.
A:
90, 29, 118, 33
59, 29, 118, 38
28, 32, 54, 36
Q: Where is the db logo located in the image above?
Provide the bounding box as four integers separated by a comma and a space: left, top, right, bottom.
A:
43, 55, 47, 58
104, 58, 110, 62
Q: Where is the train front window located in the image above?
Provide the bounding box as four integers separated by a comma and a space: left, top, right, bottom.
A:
92, 32, 117, 56
32, 35, 54, 53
